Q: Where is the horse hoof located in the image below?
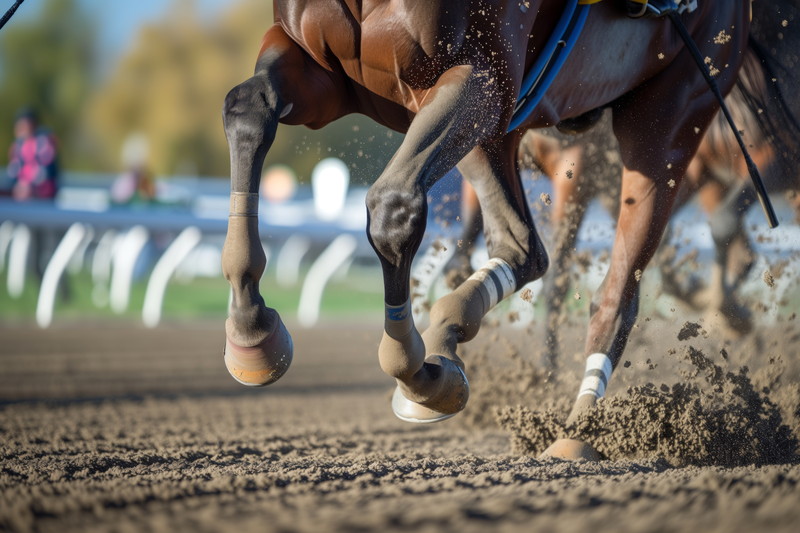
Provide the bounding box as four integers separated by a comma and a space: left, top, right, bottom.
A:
391, 357, 469, 423
224, 320, 293, 386
540, 438, 601, 461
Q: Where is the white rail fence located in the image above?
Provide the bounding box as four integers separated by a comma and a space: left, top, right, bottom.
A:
1, 161, 378, 328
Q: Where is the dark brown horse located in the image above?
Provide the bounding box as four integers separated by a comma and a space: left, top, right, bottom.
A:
221, 0, 781, 458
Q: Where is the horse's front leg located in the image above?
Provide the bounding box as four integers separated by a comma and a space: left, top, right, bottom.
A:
545, 51, 740, 458
221, 67, 292, 386
220, 27, 348, 386
366, 65, 507, 423
396, 132, 550, 423
422, 134, 550, 365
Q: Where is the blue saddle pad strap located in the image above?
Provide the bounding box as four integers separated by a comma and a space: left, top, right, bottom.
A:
508, 3, 591, 132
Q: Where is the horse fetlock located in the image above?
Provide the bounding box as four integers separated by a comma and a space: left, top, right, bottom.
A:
224, 307, 293, 387
378, 328, 425, 380
426, 286, 486, 347
226, 297, 271, 341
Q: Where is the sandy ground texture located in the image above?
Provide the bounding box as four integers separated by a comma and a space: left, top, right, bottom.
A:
1, 313, 800, 533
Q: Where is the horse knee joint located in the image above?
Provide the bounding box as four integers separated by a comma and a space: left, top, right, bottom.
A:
366, 185, 426, 266
223, 79, 278, 144
225, 81, 262, 123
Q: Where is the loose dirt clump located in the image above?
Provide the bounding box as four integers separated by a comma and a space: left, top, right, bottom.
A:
498, 342, 800, 467
677, 321, 703, 341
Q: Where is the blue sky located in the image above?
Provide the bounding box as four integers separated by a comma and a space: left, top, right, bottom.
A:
80, 0, 224, 57
11, 0, 227, 68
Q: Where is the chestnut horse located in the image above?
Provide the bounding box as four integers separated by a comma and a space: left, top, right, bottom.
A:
221, 1, 773, 457
526, 43, 800, 366
446, 73, 798, 369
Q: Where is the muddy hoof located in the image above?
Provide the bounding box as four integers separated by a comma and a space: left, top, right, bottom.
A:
540, 438, 601, 461
224, 320, 293, 386
391, 356, 469, 423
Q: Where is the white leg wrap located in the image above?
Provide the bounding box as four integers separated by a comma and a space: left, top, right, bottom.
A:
385, 299, 413, 339
467, 257, 516, 309
577, 353, 613, 400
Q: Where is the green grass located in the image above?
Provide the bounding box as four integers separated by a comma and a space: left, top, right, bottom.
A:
0, 266, 385, 324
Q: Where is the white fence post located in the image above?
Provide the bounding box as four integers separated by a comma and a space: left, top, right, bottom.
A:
142, 226, 202, 328
7, 224, 31, 299
90, 229, 117, 307
109, 225, 150, 314
409, 239, 455, 327
36, 223, 88, 328
0, 220, 14, 274
297, 233, 358, 328
275, 234, 311, 287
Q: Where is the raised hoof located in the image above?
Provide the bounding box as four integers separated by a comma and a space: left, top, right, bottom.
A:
540, 438, 601, 461
391, 357, 469, 424
224, 320, 293, 387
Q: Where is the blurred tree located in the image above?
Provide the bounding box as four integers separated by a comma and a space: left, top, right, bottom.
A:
0, 0, 96, 171
87, 0, 402, 183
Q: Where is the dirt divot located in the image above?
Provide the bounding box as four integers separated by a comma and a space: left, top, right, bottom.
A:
496, 326, 800, 466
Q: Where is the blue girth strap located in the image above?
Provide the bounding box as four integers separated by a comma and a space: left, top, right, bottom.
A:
507, 0, 592, 132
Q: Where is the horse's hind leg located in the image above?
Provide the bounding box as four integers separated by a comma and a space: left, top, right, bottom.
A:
703, 182, 756, 332
551, 56, 739, 456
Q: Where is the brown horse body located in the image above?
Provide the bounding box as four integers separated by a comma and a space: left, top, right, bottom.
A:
221, 1, 759, 456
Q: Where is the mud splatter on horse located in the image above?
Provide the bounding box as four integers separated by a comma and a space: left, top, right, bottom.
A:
444, 67, 799, 368
221, 0, 795, 458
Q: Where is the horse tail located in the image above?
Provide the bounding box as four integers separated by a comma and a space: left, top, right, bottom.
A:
742, 1, 800, 189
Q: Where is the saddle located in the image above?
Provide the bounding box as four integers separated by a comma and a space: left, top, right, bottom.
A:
624, 0, 697, 18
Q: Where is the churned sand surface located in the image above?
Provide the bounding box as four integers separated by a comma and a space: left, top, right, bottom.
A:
1, 317, 799, 532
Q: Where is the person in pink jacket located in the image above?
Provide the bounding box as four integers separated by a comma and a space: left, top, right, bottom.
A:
7, 108, 59, 201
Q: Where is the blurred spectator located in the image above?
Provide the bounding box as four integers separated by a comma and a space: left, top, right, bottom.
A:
111, 133, 156, 204
6, 108, 59, 201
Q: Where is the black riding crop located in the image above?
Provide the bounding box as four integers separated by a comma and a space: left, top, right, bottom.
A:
668, 10, 779, 229
0, 0, 26, 32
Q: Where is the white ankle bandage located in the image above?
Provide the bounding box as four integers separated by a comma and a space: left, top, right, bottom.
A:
577, 352, 613, 399
467, 257, 516, 309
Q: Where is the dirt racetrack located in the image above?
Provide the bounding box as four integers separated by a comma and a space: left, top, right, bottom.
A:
1, 314, 800, 533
